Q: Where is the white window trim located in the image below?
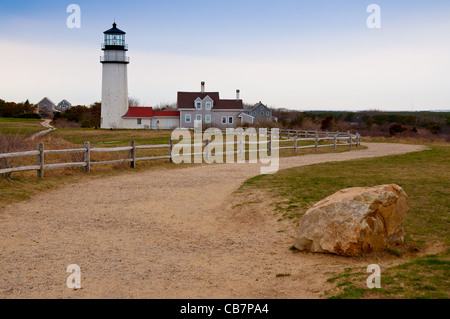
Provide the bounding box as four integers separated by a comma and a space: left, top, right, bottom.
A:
221, 116, 227, 124
205, 115, 212, 123
228, 116, 234, 124
195, 101, 202, 110
137, 119, 142, 125
205, 102, 212, 111
185, 114, 192, 123
196, 114, 202, 122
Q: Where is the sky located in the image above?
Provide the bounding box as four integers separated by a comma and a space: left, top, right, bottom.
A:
0, 0, 449, 111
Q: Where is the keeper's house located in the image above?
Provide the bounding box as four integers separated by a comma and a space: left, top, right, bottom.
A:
178, 82, 253, 129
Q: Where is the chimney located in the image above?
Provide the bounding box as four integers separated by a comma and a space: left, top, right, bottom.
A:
201, 81, 205, 93
236, 89, 240, 100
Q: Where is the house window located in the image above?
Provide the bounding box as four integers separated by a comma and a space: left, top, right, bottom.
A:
228, 116, 233, 124
222, 116, 227, 124
261, 112, 264, 116
205, 115, 211, 123
196, 114, 202, 122
252, 111, 256, 116
205, 102, 212, 110
196, 102, 202, 110
266, 111, 270, 116
185, 114, 192, 123
137, 119, 142, 125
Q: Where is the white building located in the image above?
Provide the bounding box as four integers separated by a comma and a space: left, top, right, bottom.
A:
100, 23, 130, 129
100, 23, 179, 130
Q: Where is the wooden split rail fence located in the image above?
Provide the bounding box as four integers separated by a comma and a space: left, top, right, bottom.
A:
0, 130, 360, 178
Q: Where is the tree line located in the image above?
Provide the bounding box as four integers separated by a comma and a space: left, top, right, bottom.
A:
272, 109, 450, 136
53, 103, 101, 128
0, 99, 40, 119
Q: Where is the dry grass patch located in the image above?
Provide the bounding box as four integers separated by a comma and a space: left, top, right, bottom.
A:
237, 144, 450, 299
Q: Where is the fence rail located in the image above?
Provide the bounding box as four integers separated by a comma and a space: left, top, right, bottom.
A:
0, 129, 360, 178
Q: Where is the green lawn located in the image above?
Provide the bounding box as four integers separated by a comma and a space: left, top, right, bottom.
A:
0, 118, 44, 137
48, 127, 174, 146
238, 144, 450, 299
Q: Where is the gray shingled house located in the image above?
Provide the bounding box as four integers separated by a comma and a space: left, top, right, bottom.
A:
243, 102, 273, 123
57, 99, 72, 112
37, 97, 57, 117
178, 82, 245, 129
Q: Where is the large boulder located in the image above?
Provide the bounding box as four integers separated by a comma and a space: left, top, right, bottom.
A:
294, 184, 408, 256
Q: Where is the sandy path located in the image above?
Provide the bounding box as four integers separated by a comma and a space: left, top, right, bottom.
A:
0, 143, 427, 299
28, 119, 56, 140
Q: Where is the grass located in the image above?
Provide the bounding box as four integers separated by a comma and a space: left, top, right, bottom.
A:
48, 127, 173, 146
0, 118, 45, 137
325, 250, 450, 299
238, 143, 450, 299
2, 123, 448, 298
0, 124, 363, 208
239, 144, 450, 246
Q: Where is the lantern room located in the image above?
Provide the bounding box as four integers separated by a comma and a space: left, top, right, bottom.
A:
102, 23, 127, 51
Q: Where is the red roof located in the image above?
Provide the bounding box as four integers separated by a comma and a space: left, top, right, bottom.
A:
122, 107, 179, 118
177, 92, 243, 110
123, 107, 153, 118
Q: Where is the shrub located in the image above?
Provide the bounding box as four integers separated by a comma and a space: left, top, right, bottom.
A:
321, 116, 334, 131
14, 113, 41, 120
389, 123, 408, 136
0, 134, 34, 180
426, 122, 441, 135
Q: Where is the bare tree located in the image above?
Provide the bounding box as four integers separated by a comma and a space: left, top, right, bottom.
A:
128, 97, 143, 107
154, 101, 177, 111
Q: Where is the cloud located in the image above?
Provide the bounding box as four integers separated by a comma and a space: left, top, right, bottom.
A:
0, 39, 101, 105
1, 11, 449, 111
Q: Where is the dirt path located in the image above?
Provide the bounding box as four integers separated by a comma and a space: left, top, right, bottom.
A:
28, 119, 56, 140
0, 143, 427, 299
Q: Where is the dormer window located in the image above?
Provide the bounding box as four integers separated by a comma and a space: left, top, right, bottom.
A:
195, 101, 202, 110
205, 102, 212, 111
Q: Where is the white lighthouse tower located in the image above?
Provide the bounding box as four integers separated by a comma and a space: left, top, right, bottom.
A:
100, 23, 129, 129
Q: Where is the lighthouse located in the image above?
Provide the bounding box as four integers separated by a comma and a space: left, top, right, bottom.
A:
100, 23, 129, 129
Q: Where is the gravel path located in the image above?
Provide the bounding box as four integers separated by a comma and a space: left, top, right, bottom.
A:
0, 143, 427, 299
28, 119, 56, 140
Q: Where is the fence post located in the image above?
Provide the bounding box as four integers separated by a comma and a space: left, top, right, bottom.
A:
37, 142, 44, 178
348, 132, 352, 150
268, 138, 272, 157
239, 136, 244, 159
294, 134, 298, 155
315, 131, 318, 152
334, 135, 337, 151
130, 140, 136, 168
169, 139, 173, 163
205, 139, 210, 162
84, 141, 91, 173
